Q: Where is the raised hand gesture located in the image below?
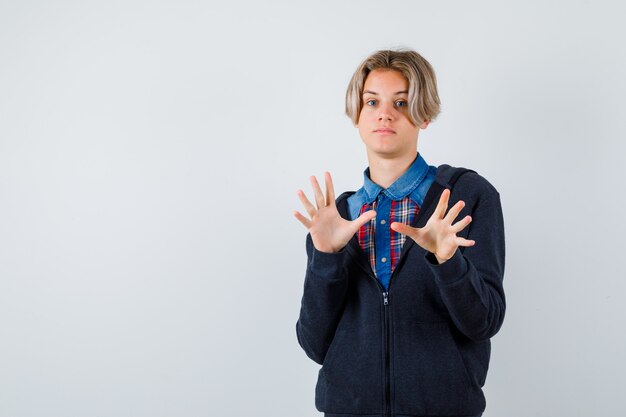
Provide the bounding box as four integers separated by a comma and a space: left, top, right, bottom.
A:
390, 188, 475, 264
294, 172, 377, 254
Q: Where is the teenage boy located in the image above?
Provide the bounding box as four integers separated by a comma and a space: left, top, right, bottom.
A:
294, 49, 506, 417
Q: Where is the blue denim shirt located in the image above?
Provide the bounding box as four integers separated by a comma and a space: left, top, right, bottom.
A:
346, 152, 437, 290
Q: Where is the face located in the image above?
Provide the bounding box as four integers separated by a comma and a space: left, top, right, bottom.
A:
356, 69, 429, 160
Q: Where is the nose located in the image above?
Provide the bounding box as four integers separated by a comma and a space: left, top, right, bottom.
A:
377, 102, 395, 121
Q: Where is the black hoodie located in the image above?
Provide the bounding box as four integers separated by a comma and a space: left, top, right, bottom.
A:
296, 164, 506, 417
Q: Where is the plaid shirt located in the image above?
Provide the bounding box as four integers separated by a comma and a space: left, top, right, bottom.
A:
347, 153, 437, 290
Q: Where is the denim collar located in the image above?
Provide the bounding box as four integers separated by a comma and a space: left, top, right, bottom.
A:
346, 152, 436, 221
361, 152, 430, 203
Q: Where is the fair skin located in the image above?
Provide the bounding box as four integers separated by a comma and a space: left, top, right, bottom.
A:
293, 69, 475, 263
357, 68, 428, 188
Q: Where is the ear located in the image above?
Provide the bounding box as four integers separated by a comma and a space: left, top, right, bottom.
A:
419, 119, 430, 129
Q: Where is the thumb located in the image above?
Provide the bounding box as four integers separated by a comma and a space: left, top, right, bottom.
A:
353, 210, 377, 231
390, 222, 415, 237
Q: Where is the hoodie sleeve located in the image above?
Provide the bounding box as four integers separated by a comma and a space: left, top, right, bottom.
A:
425, 191, 506, 342
295, 232, 350, 365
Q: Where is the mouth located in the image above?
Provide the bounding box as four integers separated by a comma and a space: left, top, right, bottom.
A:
374, 128, 396, 134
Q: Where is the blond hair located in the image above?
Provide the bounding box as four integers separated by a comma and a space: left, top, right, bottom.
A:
345, 49, 441, 126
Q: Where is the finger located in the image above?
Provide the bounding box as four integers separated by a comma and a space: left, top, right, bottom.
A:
353, 210, 376, 230
456, 236, 475, 247
325, 172, 336, 207
293, 210, 312, 229
434, 188, 451, 219
390, 221, 416, 238
297, 189, 317, 218
451, 215, 472, 233
444, 200, 466, 225
310, 175, 326, 209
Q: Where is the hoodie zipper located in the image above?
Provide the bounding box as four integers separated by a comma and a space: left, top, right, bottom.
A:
353, 264, 393, 417
367, 275, 392, 417
382, 290, 391, 417
344, 241, 399, 416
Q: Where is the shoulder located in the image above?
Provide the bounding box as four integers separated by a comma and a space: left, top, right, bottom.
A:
437, 164, 500, 202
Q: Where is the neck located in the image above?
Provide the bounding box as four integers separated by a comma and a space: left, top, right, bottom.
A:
367, 150, 418, 189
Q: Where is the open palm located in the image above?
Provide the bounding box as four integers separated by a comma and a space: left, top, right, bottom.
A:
390, 188, 475, 263
294, 172, 377, 253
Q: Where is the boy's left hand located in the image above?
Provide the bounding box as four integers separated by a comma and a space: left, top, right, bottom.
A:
390, 188, 475, 264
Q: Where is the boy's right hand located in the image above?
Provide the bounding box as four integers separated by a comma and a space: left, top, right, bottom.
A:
294, 172, 377, 253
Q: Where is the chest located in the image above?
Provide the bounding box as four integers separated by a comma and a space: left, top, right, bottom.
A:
356, 196, 421, 289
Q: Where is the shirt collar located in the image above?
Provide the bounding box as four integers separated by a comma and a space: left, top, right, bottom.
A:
362, 152, 430, 203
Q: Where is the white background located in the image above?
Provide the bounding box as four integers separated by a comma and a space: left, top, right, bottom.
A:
1, 1, 625, 416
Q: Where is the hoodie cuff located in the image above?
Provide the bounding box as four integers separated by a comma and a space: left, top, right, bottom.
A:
425, 248, 469, 285
308, 244, 348, 279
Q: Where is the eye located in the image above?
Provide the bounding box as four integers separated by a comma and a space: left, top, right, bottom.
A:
395, 100, 407, 108
365, 99, 377, 106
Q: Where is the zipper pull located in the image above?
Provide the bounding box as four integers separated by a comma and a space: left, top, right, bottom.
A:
383, 291, 389, 305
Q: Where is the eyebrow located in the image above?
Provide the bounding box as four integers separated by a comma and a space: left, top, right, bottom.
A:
363, 90, 408, 95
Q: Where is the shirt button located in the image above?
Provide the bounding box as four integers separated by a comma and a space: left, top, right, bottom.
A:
380, 219, 386, 225
381, 257, 387, 263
